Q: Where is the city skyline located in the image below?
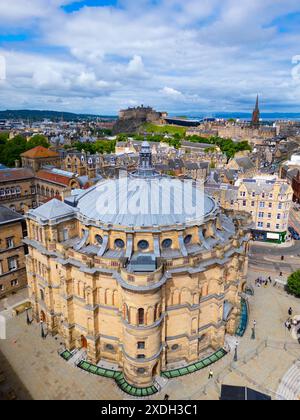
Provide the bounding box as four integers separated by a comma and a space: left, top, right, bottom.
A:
1, 1, 300, 114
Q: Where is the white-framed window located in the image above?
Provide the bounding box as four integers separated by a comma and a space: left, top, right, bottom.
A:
63, 229, 69, 241
276, 224, 280, 230
258, 222, 264, 228
11, 280, 18, 287
259, 202, 265, 208
277, 214, 281, 220
258, 212, 264, 218
6, 237, 14, 249
269, 203, 272, 208
267, 223, 271, 229
278, 203, 282, 209
251, 201, 255, 207
243, 200, 247, 207
7, 257, 18, 271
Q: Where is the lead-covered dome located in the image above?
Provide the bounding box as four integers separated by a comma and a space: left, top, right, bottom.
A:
75, 176, 216, 228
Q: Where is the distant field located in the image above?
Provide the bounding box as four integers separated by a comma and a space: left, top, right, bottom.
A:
143, 123, 186, 135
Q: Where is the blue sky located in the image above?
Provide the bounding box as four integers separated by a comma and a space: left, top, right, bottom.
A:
0, 0, 300, 114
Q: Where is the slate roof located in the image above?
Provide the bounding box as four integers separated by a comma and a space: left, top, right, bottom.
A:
234, 157, 256, 171
29, 198, 75, 221
0, 168, 34, 182
0, 205, 24, 225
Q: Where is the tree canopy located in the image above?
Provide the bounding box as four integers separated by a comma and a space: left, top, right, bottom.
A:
0, 133, 50, 167
73, 139, 116, 155
287, 270, 300, 298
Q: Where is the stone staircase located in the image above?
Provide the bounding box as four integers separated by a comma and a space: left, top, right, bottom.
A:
277, 362, 300, 400
154, 375, 168, 392
68, 349, 87, 367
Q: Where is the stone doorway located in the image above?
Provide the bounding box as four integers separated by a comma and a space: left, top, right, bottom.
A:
81, 335, 88, 349
40, 311, 46, 322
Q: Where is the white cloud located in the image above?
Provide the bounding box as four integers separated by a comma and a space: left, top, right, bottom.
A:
126, 55, 147, 77
161, 87, 183, 97
0, 0, 70, 24
1, 0, 300, 113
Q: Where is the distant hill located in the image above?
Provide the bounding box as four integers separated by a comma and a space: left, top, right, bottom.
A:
0, 109, 117, 122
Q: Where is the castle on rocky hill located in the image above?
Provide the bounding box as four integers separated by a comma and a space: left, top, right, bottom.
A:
113, 105, 167, 134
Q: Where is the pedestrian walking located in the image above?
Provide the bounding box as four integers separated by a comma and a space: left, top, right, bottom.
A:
164, 394, 170, 401
288, 307, 293, 317
208, 369, 214, 380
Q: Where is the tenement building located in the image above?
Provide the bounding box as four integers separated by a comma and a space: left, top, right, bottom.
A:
219, 176, 293, 244
25, 142, 251, 388
0, 168, 36, 214
0, 206, 28, 297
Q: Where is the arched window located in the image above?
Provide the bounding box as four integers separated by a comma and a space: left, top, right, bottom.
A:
138, 308, 145, 326
40, 289, 45, 301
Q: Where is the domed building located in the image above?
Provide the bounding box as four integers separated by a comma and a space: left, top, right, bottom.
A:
25, 142, 252, 389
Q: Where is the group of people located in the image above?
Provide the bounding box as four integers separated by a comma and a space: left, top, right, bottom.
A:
284, 307, 299, 332
255, 276, 272, 287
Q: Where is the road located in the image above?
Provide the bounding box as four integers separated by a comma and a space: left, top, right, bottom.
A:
249, 239, 300, 278
289, 208, 300, 234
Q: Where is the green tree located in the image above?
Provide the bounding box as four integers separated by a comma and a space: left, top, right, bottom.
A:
27, 134, 49, 150
0, 131, 9, 144
1, 135, 27, 167
287, 271, 300, 298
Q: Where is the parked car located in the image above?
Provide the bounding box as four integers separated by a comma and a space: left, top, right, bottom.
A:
288, 226, 300, 240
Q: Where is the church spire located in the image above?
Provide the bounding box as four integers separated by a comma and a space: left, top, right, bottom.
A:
252, 94, 260, 127
255, 94, 259, 110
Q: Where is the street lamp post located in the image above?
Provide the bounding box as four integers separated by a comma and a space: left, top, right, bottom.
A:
251, 320, 257, 340
234, 340, 239, 362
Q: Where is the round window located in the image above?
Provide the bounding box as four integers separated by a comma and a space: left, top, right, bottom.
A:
184, 235, 192, 245
138, 240, 149, 250
171, 344, 179, 351
105, 344, 115, 351
137, 368, 146, 374
95, 235, 103, 245
115, 239, 125, 249
162, 239, 172, 249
